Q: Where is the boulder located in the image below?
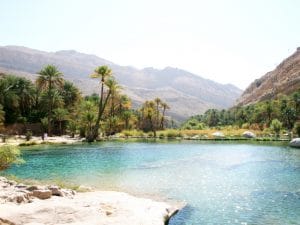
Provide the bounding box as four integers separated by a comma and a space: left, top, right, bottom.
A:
32, 190, 52, 200
289, 138, 300, 148
212, 132, 224, 138
243, 131, 256, 138
26, 185, 39, 191
7, 191, 31, 203
48, 185, 63, 196
48, 186, 76, 197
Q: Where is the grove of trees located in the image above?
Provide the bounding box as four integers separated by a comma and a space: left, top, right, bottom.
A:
182, 90, 300, 136
0, 65, 171, 141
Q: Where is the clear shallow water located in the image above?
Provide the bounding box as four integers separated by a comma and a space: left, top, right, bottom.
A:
4, 141, 300, 225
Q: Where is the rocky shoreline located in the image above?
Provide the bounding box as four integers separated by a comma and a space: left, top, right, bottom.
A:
0, 177, 182, 225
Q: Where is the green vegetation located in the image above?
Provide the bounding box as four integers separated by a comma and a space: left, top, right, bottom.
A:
182, 90, 300, 138
0, 145, 23, 170
0, 65, 170, 141
270, 119, 282, 138
0, 63, 298, 142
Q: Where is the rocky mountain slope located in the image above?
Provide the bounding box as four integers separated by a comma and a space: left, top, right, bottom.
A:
236, 47, 300, 106
0, 45, 242, 121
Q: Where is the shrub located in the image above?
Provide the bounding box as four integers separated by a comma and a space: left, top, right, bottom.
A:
0, 145, 24, 171
25, 130, 32, 141
270, 119, 282, 138
165, 129, 180, 138
242, 123, 250, 129
294, 122, 300, 137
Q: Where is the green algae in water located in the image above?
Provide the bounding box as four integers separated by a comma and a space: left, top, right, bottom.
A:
5, 141, 300, 224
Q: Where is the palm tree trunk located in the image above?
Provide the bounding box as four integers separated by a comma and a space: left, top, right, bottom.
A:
160, 108, 166, 129
59, 121, 62, 135
47, 78, 52, 136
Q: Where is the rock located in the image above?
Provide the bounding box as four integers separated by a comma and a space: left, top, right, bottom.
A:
289, 138, 300, 148
48, 185, 63, 196
15, 184, 27, 189
7, 180, 17, 186
32, 190, 52, 200
26, 185, 39, 191
212, 132, 225, 138
0, 218, 16, 225
47, 186, 76, 197
0, 177, 8, 183
243, 131, 256, 138
7, 192, 31, 203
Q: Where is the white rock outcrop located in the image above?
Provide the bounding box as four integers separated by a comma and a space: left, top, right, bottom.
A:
0, 177, 182, 225
290, 138, 300, 148
212, 132, 225, 138
243, 131, 256, 138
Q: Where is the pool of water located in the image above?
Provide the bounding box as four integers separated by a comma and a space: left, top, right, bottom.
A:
4, 140, 300, 224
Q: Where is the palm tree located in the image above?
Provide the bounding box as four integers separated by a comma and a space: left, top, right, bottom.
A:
15, 77, 36, 117
61, 81, 81, 108
36, 65, 64, 135
0, 104, 4, 127
88, 66, 112, 141
154, 98, 161, 129
122, 110, 133, 130
105, 78, 121, 117
160, 102, 170, 129
53, 108, 68, 135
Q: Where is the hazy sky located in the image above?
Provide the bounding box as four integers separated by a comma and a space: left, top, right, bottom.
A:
0, 0, 299, 89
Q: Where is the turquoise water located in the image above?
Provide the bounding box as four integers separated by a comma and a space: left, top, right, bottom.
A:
4, 141, 300, 224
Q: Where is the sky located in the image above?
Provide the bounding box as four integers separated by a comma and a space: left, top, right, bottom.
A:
0, 0, 299, 89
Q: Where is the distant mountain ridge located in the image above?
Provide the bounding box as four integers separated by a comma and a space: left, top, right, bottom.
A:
0, 45, 242, 121
236, 48, 300, 106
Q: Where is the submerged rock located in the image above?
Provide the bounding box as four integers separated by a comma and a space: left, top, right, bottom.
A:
289, 138, 300, 148
243, 131, 256, 138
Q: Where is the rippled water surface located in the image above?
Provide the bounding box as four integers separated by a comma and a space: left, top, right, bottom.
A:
5, 141, 300, 224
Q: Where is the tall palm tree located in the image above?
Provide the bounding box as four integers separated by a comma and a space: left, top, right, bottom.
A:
36, 65, 64, 135
154, 98, 161, 129
88, 66, 112, 141
160, 102, 170, 129
105, 78, 121, 117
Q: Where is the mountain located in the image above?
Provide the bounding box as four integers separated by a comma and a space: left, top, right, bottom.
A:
0, 45, 242, 121
236, 47, 300, 106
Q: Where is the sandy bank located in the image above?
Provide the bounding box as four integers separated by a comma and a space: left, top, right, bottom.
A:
0, 177, 182, 225
0, 135, 82, 146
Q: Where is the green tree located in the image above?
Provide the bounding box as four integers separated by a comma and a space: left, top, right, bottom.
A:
0, 104, 4, 127
122, 110, 133, 130
160, 102, 170, 129
53, 108, 68, 135
60, 81, 81, 108
294, 122, 300, 137
154, 98, 162, 129
88, 66, 113, 141
40, 117, 48, 134
280, 98, 296, 130
0, 75, 36, 123
67, 120, 77, 138
270, 119, 282, 138
36, 65, 64, 135
106, 78, 121, 117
